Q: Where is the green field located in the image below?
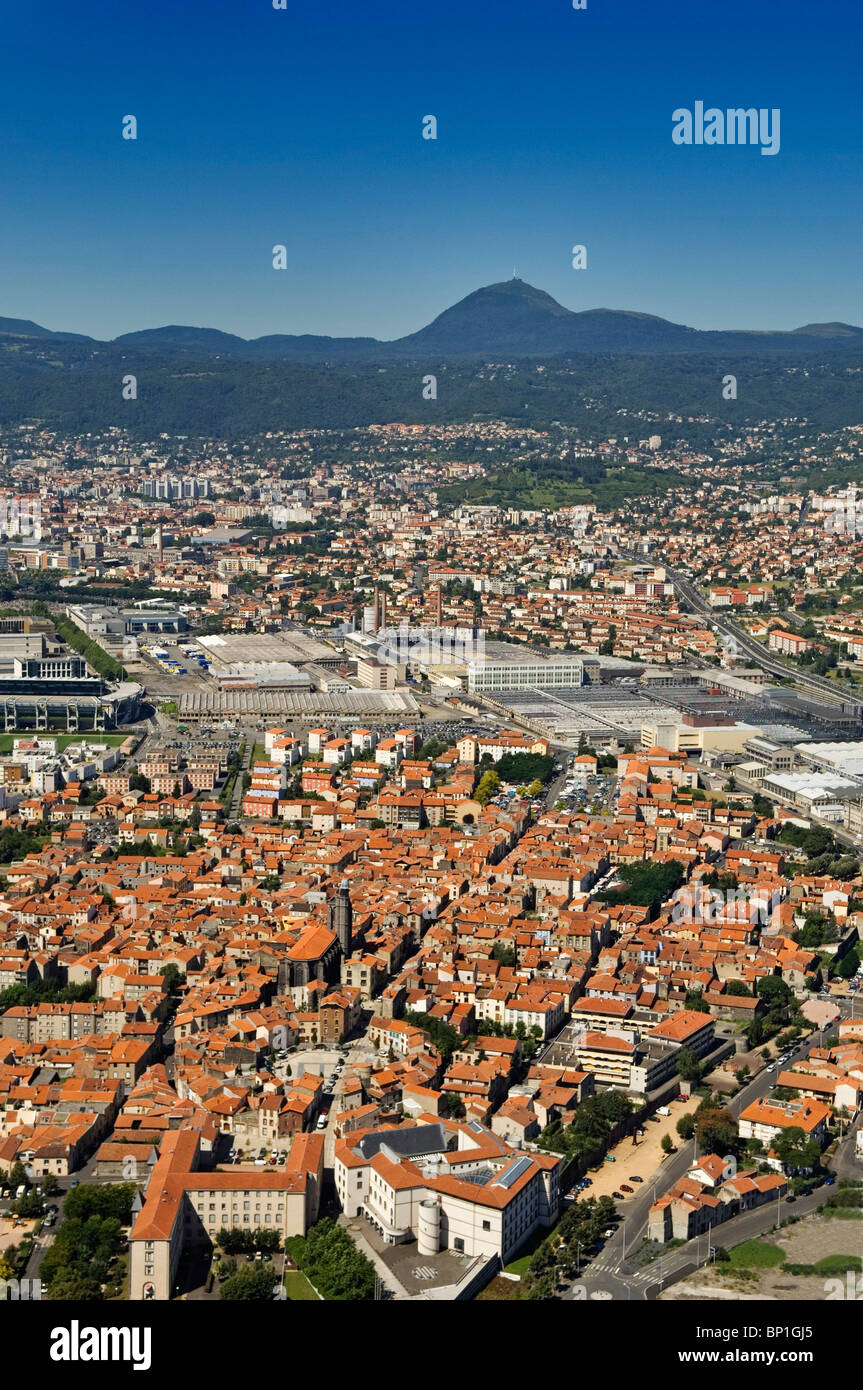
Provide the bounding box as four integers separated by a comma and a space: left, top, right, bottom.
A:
282, 1270, 318, 1301
729, 1239, 785, 1269
0, 732, 132, 753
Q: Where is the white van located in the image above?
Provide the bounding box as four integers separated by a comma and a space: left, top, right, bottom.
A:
316, 1114, 327, 1130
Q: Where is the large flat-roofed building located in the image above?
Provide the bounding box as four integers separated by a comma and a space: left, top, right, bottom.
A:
762, 771, 860, 816
468, 643, 584, 693
355, 656, 395, 690
0, 633, 96, 695
793, 741, 863, 778
641, 719, 761, 754
65, 603, 187, 638
198, 631, 341, 671
743, 736, 796, 772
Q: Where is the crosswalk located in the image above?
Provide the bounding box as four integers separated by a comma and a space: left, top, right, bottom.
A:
587, 1258, 669, 1286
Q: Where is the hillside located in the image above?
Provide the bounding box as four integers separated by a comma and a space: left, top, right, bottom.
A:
4, 278, 863, 362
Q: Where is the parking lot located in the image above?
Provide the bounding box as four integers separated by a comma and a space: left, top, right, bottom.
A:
567, 1095, 703, 1206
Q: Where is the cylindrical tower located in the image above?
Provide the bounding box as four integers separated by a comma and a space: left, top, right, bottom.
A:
417, 1199, 441, 1256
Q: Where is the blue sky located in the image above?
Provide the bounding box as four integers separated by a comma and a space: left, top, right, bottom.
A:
1, 0, 861, 340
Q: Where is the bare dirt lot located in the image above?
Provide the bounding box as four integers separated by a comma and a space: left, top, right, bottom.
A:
660, 1213, 863, 1302
0, 1215, 37, 1255
577, 1096, 702, 1204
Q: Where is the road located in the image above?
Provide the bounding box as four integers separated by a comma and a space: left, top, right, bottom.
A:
227, 730, 255, 820
564, 1025, 852, 1302
665, 563, 863, 715
586, 1181, 833, 1301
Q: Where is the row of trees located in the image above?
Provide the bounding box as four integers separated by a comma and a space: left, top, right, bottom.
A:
0, 975, 95, 1014
524, 1194, 618, 1299
215, 1226, 280, 1255
52, 614, 125, 681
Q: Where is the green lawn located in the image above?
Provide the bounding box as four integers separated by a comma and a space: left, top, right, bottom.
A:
813, 1254, 863, 1275
283, 1270, 318, 1301
504, 1223, 555, 1275
729, 1240, 785, 1269
0, 732, 131, 753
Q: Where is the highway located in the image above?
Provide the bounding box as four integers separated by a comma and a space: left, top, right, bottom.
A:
666, 563, 863, 715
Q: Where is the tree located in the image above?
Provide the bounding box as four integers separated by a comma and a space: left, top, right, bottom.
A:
475, 770, 501, 807
8, 1161, 28, 1191
285, 1219, 375, 1300
596, 858, 685, 909
676, 1047, 702, 1085
838, 952, 858, 981
219, 1266, 274, 1300
694, 1106, 738, 1155
676, 1114, 695, 1141
661, 1133, 674, 1155
46, 1272, 105, 1301
773, 1125, 820, 1173
757, 975, 791, 1005
161, 963, 185, 995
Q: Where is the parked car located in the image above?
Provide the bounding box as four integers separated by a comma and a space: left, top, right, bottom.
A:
612, 1191, 624, 1200
629, 1176, 643, 1183
823, 1176, 836, 1186
620, 1184, 634, 1194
